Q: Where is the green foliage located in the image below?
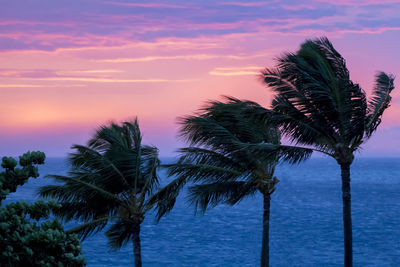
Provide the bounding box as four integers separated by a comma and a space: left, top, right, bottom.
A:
0, 201, 85, 266
39, 119, 167, 260
0, 151, 45, 203
0, 152, 85, 266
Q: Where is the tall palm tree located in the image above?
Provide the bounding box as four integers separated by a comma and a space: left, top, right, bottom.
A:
39, 119, 165, 267
260, 37, 395, 266
152, 97, 312, 267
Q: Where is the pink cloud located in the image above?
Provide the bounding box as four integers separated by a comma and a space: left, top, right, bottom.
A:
0, 84, 85, 88
315, 0, 400, 5
0, 84, 43, 88
281, 4, 318, 10
209, 66, 263, 76
0, 68, 196, 83
22, 77, 195, 83
219, 1, 268, 7
0, 20, 76, 27
103, 1, 188, 8
94, 52, 269, 63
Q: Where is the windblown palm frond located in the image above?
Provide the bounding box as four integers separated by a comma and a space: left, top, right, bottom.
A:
188, 181, 257, 213
365, 72, 395, 138
237, 143, 314, 164
66, 216, 111, 240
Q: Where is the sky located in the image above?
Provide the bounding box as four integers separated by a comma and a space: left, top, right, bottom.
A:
1, 0, 400, 157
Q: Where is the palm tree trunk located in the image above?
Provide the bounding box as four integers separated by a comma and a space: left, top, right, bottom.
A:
133, 225, 142, 267
340, 163, 352, 267
261, 193, 271, 267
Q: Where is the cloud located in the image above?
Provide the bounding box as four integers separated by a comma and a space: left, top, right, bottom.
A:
0, 84, 85, 87
0, 20, 76, 27
1, 0, 400, 53
103, 1, 188, 9
21, 77, 195, 83
0, 68, 194, 83
0, 68, 123, 78
56, 69, 124, 74
209, 66, 263, 76
315, 0, 400, 6
95, 53, 269, 63
0, 32, 129, 52
0, 84, 43, 88
218, 1, 268, 7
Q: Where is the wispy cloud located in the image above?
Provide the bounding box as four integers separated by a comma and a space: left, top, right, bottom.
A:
95, 53, 268, 63
0, 69, 57, 78
0, 84, 85, 87
218, 1, 268, 7
0, 84, 43, 88
315, 0, 400, 6
0, 20, 76, 27
21, 77, 195, 83
103, 1, 187, 9
0, 68, 194, 83
0, 68, 123, 78
209, 66, 263, 76
56, 69, 124, 74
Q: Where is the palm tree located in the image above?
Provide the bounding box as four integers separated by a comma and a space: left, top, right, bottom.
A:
39, 119, 165, 267
153, 97, 312, 267
260, 37, 395, 266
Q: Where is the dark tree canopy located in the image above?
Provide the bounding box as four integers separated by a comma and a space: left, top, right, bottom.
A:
0, 152, 85, 267
0, 151, 45, 203
0, 201, 85, 267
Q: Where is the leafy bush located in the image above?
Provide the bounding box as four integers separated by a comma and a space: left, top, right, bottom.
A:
0, 152, 85, 266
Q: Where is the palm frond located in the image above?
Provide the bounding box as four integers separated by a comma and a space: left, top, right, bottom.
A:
237, 142, 315, 164
51, 201, 117, 222
137, 149, 160, 206
106, 219, 139, 250
263, 68, 337, 148
263, 37, 380, 153
365, 72, 395, 138
88, 123, 126, 152
145, 175, 188, 221
66, 216, 112, 240
179, 116, 242, 153
188, 181, 257, 213
68, 145, 130, 188
166, 162, 243, 184
113, 119, 142, 151
40, 175, 124, 204
174, 147, 247, 175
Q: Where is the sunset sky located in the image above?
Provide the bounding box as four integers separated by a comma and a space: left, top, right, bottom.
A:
1, 0, 399, 157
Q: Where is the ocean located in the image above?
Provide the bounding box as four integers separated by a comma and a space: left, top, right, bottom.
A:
4, 157, 400, 266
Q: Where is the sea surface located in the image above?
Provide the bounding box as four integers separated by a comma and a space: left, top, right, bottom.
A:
4, 157, 400, 266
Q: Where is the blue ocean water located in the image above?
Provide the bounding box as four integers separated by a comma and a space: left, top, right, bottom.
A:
4, 157, 400, 266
